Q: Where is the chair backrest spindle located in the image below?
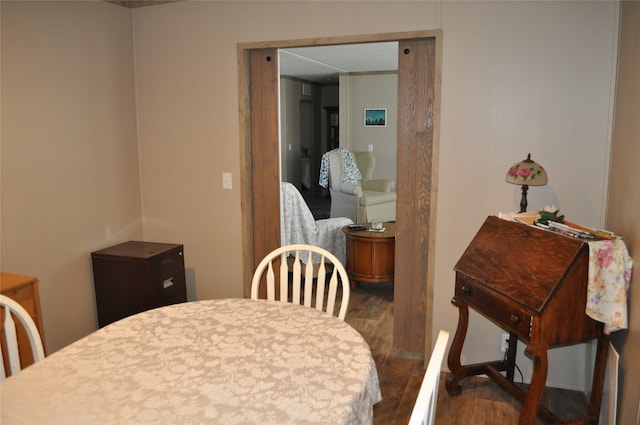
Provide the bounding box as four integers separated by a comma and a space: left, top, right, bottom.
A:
315, 258, 327, 312
251, 244, 350, 320
281, 253, 290, 302
303, 251, 314, 308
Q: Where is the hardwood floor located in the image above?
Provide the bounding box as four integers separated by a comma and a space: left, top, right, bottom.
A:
344, 282, 590, 425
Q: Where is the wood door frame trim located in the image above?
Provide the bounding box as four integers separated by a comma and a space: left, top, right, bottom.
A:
238, 29, 442, 356
237, 30, 440, 51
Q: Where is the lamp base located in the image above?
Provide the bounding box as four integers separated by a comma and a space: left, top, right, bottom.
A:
519, 184, 529, 213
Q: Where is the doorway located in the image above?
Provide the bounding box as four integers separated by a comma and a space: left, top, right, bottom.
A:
298, 100, 317, 211
238, 31, 441, 356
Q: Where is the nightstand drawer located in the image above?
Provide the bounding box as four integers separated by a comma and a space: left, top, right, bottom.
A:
150, 250, 186, 304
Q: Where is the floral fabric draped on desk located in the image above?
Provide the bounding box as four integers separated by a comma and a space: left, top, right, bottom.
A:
586, 239, 633, 334
1, 299, 381, 425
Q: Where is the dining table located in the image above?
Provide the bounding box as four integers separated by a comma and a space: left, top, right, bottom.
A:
1, 298, 382, 424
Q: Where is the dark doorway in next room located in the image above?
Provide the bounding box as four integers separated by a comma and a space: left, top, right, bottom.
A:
302, 187, 331, 220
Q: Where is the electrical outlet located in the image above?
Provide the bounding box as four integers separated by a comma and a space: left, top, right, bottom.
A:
501, 333, 510, 353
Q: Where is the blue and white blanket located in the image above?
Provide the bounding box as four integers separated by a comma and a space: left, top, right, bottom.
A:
319, 148, 362, 189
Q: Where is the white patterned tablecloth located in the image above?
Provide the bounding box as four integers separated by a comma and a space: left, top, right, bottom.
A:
1, 298, 381, 425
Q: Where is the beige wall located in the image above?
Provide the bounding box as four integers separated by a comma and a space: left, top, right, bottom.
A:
1, 0, 629, 395
132, 1, 243, 303
607, 1, 640, 423
432, 0, 620, 391
1, 2, 141, 352
341, 72, 398, 183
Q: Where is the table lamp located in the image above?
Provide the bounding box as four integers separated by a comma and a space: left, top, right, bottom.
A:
505, 153, 548, 213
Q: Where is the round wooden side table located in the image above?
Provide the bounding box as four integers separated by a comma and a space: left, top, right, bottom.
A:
342, 222, 396, 288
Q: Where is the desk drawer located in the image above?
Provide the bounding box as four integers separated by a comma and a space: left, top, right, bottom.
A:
456, 275, 532, 339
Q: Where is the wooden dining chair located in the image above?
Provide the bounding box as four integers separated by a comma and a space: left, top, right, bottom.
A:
1, 294, 45, 380
408, 330, 450, 425
251, 244, 351, 320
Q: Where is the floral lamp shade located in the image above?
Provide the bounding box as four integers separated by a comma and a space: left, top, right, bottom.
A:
505, 153, 548, 186
505, 153, 548, 212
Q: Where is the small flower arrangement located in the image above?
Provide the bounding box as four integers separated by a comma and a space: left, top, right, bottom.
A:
537, 205, 564, 225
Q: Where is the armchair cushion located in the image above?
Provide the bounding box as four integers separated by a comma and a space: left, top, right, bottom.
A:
359, 191, 397, 207
362, 179, 394, 192
338, 183, 363, 196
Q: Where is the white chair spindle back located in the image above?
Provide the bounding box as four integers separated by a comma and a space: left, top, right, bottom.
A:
251, 244, 350, 320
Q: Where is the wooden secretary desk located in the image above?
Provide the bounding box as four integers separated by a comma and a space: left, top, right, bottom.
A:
446, 216, 609, 425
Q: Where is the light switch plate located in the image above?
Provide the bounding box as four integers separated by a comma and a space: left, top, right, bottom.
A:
222, 172, 232, 190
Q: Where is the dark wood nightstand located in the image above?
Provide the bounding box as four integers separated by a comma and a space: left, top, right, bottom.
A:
91, 241, 186, 327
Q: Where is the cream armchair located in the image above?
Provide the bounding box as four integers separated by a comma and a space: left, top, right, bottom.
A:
327, 151, 396, 222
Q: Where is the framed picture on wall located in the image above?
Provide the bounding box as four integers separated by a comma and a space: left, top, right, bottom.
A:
364, 108, 387, 127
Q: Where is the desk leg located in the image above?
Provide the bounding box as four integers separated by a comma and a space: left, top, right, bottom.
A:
446, 296, 468, 395
519, 342, 548, 425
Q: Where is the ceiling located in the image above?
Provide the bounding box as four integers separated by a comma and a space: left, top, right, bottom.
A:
280, 42, 398, 84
